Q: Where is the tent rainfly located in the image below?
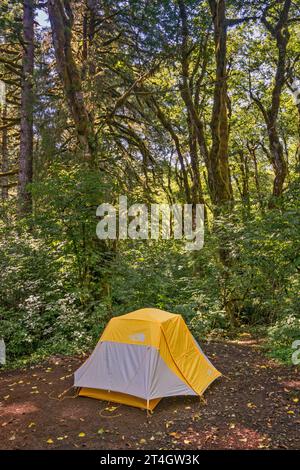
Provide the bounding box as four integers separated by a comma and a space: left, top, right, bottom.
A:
74, 308, 221, 410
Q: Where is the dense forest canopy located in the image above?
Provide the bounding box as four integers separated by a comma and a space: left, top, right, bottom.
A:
0, 0, 299, 365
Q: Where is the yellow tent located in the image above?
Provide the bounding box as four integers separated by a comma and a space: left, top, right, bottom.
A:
74, 308, 221, 410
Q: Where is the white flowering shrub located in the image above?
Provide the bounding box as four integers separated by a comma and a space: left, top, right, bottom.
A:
0, 227, 109, 362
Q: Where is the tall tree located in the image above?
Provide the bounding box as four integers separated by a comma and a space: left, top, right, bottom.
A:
177, 0, 209, 206
47, 0, 97, 166
208, 0, 233, 210
18, 0, 34, 215
250, 0, 292, 203
1, 103, 8, 199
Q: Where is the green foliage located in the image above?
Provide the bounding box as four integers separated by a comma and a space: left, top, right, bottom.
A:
0, 165, 114, 362
1, 180, 299, 366
0, 227, 102, 359
265, 315, 300, 364
1, 0, 299, 368
218, 213, 299, 325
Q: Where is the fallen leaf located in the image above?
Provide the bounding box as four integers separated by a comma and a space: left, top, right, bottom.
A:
165, 420, 174, 429
78, 432, 86, 437
105, 406, 117, 412
140, 438, 146, 444
28, 422, 36, 428
97, 428, 105, 434
247, 402, 256, 409
192, 413, 201, 421
47, 439, 54, 444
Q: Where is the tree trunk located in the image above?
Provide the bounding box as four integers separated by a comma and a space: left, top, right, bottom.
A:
149, 97, 191, 204
1, 104, 8, 200
188, 117, 205, 205
267, 32, 289, 201
81, 10, 88, 80
247, 141, 264, 212
268, 123, 287, 200
18, 0, 34, 215
260, 0, 291, 203
208, 0, 233, 210
81, 0, 97, 78
208, 0, 235, 327
177, 0, 210, 205
47, 0, 97, 165
238, 150, 250, 216
87, 0, 97, 78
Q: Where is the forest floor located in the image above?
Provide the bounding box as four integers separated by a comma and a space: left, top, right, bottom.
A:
0, 338, 299, 450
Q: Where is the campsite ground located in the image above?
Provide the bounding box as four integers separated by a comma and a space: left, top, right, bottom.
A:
0, 338, 299, 450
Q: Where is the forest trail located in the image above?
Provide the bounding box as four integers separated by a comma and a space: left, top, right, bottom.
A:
0, 339, 299, 450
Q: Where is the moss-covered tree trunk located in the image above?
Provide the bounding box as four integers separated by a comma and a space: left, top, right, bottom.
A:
18, 0, 34, 215
1, 104, 8, 200
47, 0, 97, 166
259, 0, 291, 203
208, 0, 233, 210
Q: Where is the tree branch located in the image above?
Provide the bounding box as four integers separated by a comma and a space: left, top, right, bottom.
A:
226, 16, 258, 27
0, 168, 19, 178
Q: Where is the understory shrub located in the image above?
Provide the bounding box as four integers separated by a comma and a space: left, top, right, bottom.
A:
0, 180, 299, 366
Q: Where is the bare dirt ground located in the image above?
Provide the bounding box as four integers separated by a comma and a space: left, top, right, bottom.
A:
0, 339, 299, 450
